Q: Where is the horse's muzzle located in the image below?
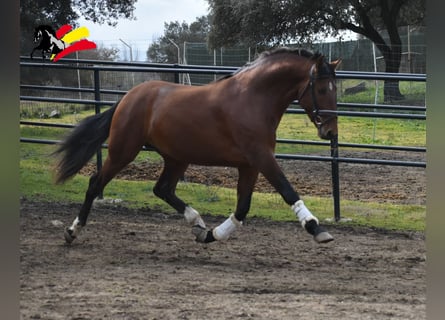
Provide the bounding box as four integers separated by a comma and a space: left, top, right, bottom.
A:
318, 127, 337, 140
317, 118, 337, 140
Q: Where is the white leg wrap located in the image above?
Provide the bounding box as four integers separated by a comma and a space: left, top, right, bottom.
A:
292, 200, 319, 228
68, 217, 82, 238
184, 206, 206, 229
212, 213, 242, 241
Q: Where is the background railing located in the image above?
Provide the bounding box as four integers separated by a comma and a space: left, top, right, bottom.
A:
19, 57, 426, 221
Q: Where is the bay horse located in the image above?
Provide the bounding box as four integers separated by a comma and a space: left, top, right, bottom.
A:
54, 48, 340, 245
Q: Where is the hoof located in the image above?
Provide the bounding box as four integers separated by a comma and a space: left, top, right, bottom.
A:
304, 219, 334, 244
64, 228, 76, 244
191, 225, 216, 243
314, 231, 334, 243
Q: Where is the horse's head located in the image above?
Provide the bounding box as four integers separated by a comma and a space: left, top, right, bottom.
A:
33, 28, 43, 43
33, 25, 55, 43
298, 54, 341, 140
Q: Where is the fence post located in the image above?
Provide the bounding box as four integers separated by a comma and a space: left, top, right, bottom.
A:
330, 135, 341, 221
173, 63, 180, 84
93, 68, 103, 199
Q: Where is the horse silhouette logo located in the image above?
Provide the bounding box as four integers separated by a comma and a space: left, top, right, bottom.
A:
31, 24, 97, 62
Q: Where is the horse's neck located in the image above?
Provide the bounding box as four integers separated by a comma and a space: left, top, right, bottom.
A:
234, 57, 310, 129
45, 30, 64, 49
45, 30, 56, 40
249, 57, 309, 106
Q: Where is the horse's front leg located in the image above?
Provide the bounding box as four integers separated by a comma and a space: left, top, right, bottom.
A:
30, 46, 40, 59
194, 166, 259, 243
256, 153, 334, 243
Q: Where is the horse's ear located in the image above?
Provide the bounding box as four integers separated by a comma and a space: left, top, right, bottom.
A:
310, 54, 325, 74
330, 59, 342, 70
315, 54, 325, 67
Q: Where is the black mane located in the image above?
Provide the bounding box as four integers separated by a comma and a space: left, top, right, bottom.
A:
216, 47, 323, 82
35, 25, 56, 36
256, 47, 318, 60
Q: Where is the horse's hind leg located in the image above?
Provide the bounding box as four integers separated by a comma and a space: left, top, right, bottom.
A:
64, 171, 103, 243
153, 158, 188, 212
64, 153, 139, 244
153, 158, 207, 232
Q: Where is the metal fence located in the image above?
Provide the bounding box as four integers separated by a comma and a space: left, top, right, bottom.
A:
19, 57, 426, 221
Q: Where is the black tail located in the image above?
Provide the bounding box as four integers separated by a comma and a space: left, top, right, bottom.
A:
53, 101, 120, 184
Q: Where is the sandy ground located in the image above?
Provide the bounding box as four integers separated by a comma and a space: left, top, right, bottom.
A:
108, 150, 426, 206
20, 200, 425, 320
21, 150, 426, 319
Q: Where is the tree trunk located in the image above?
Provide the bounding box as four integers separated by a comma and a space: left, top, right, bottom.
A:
383, 50, 404, 102
349, 0, 406, 103
380, 0, 405, 103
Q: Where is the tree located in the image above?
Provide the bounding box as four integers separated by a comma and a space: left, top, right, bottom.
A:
146, 16, 210, 64
77, 45, 119, 61
20, 44, 120, 89
207, 0, 425, 102
20, 0, 137, 55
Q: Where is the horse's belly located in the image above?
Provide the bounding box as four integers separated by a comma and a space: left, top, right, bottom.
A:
155, 137, 248, 167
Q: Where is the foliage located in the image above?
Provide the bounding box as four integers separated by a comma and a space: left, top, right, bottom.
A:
206, 0, 425, 101
206, 0, 425, 47
20, 0, 137, 55
76, 44, 120, 61
73, 0, 136, 26
146, 16, 210, 64
20, 45, 119, 91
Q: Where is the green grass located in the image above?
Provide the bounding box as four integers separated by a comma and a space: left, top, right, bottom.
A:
276, 113, 425, 145
19, 85, 426, 232
20, 143, 425, 232
338, 79, 426, 105
20, 108, 425, 172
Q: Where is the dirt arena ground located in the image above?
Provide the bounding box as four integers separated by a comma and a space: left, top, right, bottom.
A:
20, 151, 426, 319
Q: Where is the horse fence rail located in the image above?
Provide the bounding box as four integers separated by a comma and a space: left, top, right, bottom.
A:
19, 57, 426, 221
